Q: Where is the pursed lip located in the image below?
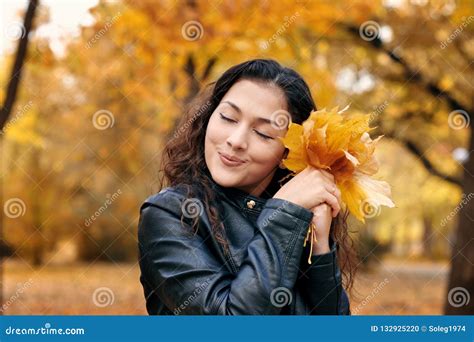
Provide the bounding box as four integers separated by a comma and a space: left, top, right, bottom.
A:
218, 152, 246, 164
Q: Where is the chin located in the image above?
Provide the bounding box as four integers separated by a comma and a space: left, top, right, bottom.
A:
211, 172, 241, 188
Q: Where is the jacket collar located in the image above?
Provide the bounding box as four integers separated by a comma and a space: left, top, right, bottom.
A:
210, 180, 268, 212
208, 168, 293, 212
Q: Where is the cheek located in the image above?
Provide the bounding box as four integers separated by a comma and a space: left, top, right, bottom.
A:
248, 143, 284, 170
205, 115, 227, 147
205, 116, 227, 168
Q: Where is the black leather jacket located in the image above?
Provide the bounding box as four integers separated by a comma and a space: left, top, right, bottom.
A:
138, 181, 351, 315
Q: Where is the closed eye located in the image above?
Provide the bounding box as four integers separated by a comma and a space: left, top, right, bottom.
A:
219, 113, 237, 123
220, 112, 274, 140
254, 130, 274, 140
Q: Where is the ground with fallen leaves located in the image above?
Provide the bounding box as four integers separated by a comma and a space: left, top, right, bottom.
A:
2, 258, 447, 315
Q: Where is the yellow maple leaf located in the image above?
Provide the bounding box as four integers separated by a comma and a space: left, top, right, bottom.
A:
280, 106, 395, 224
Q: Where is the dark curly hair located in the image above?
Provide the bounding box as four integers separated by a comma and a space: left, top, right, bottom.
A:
158, 58, 357, 292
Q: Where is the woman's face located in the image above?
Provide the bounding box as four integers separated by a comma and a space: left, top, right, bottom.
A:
205, 79, 290, 196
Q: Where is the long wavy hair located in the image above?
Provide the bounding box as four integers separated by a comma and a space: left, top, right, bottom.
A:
159, 59, 357, 292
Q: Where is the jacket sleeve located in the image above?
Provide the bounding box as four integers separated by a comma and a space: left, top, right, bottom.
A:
300, 240, 351, 315
138, 189, 314, 315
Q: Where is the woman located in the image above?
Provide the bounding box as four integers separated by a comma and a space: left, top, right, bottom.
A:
138, 59, 356, 315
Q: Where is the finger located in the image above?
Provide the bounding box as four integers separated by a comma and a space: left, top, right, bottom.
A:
333, 187, 342, 205
320, 170, 335, 182
323, 192, 340, 217
320, 173, 337, 191
312, 203, 331, 214
311, 168, 331, 182
324, 182, 338, 196
322, 179, 341, 205
311, 204, 332, 225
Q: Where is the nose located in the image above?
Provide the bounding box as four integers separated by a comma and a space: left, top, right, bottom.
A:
226, 125, 248, 151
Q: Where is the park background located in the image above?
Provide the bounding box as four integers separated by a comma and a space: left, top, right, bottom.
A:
0, 0, 472, 315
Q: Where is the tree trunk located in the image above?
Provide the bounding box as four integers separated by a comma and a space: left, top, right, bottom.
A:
30, 149, 44, 267
0, 0, 38, 130
0, 0, 39, 315
444, 126, 474, 315
422, 215, 434, 257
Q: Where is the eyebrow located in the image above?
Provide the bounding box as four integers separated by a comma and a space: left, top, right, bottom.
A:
221, 100, 272, 125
